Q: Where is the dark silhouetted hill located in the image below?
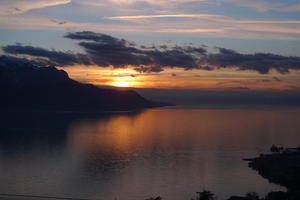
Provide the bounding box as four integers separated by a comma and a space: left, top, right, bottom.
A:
0, 55, 154, 112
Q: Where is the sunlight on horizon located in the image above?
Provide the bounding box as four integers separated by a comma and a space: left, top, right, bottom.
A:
59, 66, 300, 90
108, 68, 139, 87
109, 75, 139, 88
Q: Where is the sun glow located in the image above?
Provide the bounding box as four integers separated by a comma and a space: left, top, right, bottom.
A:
59, 66, 299, 90
110, 76, 137, 87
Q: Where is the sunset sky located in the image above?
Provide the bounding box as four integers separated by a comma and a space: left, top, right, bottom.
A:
1, 0, 300, 90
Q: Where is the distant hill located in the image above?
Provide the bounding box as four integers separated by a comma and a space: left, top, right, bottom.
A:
0, 55, 154, 112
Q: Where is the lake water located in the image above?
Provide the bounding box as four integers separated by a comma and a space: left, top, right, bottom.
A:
1, 106, 300, 200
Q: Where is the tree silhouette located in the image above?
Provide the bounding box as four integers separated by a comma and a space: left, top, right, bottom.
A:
270, 145, 283, 153
145, 196, 162, 200
195, 190, 216, 200
245, 192, 259, 200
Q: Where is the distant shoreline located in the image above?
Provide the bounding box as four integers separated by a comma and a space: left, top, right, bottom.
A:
154, 104, 300, 111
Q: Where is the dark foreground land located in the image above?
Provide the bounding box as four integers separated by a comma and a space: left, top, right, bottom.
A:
227, 146, 300, 200
147, 146, 300, 200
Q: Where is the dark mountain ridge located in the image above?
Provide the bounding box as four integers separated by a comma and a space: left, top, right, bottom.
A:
0, 55, 154, 112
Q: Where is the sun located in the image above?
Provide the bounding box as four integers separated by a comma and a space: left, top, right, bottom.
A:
110, 76, 136, 87
113, 80, 131, 87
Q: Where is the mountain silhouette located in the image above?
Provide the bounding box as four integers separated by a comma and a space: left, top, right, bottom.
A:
0, 55, 154, 112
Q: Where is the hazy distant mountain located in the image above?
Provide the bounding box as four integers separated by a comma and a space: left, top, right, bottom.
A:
133, 87, 300, 106
0, 55, 153, 112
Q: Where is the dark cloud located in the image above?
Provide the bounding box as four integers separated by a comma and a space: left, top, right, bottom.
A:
77, 40, 150, 67
226, 86, 250, 90
64, 31, 129, 44
160, 45, 168, 49
64, 31, 207, 70
215, 79, 274, 87
198, 65, 214, 71
0, 54, 51, 68
134, 66, 164, 73
2, 31, 300, 74
218, 47, 237, 55
64, 32, 300, 74
202, 48, 300, 74
273, 77, 282, 82
287, 86, 300, 91
2, 45, 91, 66
51, 19, 67, 25
257, 79, 272, 83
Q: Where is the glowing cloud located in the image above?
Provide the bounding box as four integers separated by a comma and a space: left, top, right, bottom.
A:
106, 14, 300, 24
0, 0, 71, 15
105, 14, 221, 20
156, 28, 224, 33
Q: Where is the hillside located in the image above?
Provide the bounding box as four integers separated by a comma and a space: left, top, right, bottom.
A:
0, 56, 154, 112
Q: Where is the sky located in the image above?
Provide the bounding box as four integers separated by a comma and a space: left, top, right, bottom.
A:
1, 0, 300, 90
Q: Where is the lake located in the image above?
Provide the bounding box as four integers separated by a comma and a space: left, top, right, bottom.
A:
1, 106, 300, 200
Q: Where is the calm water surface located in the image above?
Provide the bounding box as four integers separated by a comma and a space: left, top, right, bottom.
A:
1, 106, 300, 200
